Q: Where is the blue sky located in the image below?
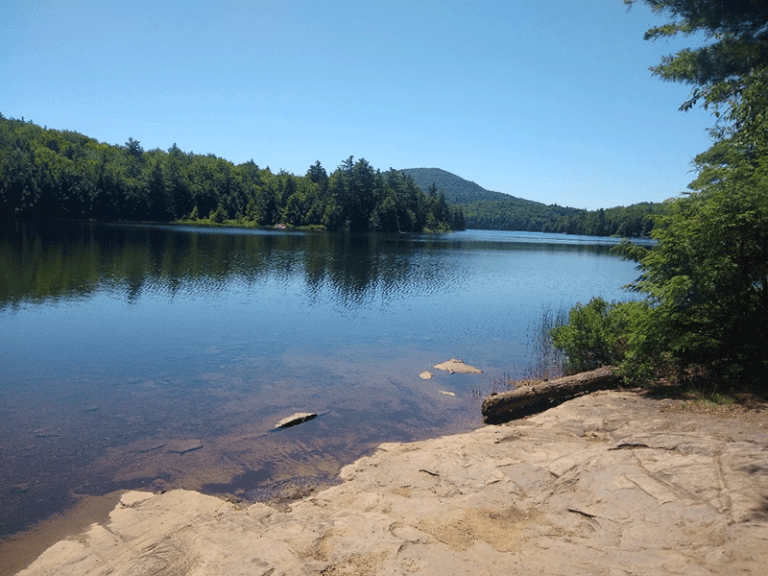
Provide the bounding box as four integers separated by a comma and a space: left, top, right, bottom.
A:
2, 0, 715, 210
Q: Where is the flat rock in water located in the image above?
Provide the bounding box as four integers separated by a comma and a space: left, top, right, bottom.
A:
419, 371, 433, 380
275, 412, 317, 429
165, 440, 203, 455
433, 358, 482, 374
129, 440, 167, 454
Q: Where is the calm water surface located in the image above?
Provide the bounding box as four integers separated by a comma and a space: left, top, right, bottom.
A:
0, 220, 643, 536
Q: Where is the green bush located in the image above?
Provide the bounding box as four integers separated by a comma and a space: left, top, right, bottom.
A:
550, 298, 659, 381
551, 298, 619, 373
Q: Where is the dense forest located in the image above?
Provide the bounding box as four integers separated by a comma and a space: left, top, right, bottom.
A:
543, 203, 667, 237
0, 115, 465, 233
400, 167, 665, 236
0, 113, 669, 238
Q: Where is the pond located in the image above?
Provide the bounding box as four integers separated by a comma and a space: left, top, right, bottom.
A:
0, 220, 644, 537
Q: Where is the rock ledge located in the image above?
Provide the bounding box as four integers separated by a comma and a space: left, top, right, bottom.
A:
18, 390, 768, 576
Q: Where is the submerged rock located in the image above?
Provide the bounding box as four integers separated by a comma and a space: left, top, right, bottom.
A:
433, 358, 482, 374
165, 440, 203, 455
274, 412, 317, 429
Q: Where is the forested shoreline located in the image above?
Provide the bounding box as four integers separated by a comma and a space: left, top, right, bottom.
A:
1, 114, 669, 237
461, 201, 665, 237
0, 115, 465, 233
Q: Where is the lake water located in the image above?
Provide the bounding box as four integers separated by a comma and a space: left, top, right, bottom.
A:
0, 220, 643, 537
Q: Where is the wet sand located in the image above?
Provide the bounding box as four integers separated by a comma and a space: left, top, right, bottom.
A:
1, 492, 123, 576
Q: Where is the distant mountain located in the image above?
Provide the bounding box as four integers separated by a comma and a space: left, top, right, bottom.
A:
397, 168, 518, 205
398, 167, 664, 236
398, 167, 580, 232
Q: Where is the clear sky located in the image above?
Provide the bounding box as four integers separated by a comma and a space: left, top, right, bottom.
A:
2, 0, 715, 210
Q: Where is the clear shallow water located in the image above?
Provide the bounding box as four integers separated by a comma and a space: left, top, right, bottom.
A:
0, 220, 643, 535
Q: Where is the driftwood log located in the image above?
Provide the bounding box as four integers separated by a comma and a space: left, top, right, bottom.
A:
481, 366, 621, 424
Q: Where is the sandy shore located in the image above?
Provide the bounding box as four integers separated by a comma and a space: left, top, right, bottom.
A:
1, 491, 124, 576
9, 388, 768, 575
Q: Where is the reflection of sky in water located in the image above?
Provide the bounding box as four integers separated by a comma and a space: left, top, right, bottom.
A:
0, 222, 644, 535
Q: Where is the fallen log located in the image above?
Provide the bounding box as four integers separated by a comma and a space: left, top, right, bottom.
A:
481, 366, 621, 424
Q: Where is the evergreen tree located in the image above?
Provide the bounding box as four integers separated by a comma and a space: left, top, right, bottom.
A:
551, 2, 768, 386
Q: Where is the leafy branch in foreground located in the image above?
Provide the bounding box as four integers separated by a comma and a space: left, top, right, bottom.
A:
625, 0, 768, 138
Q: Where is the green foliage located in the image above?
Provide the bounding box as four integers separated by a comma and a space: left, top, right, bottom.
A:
546, 203, 666, 237
550, 298, 653, 375
550, 297, 668, 382
621, 0, 768, 385
0, 118, 461, 234
622, 148, 768, 379
328, 158, 462, 233
209, 202, 227, 224
550, 2, 768, 388
625, 0, 768, 138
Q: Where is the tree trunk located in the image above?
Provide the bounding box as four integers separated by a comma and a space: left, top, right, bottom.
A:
481, 366, 621, 424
